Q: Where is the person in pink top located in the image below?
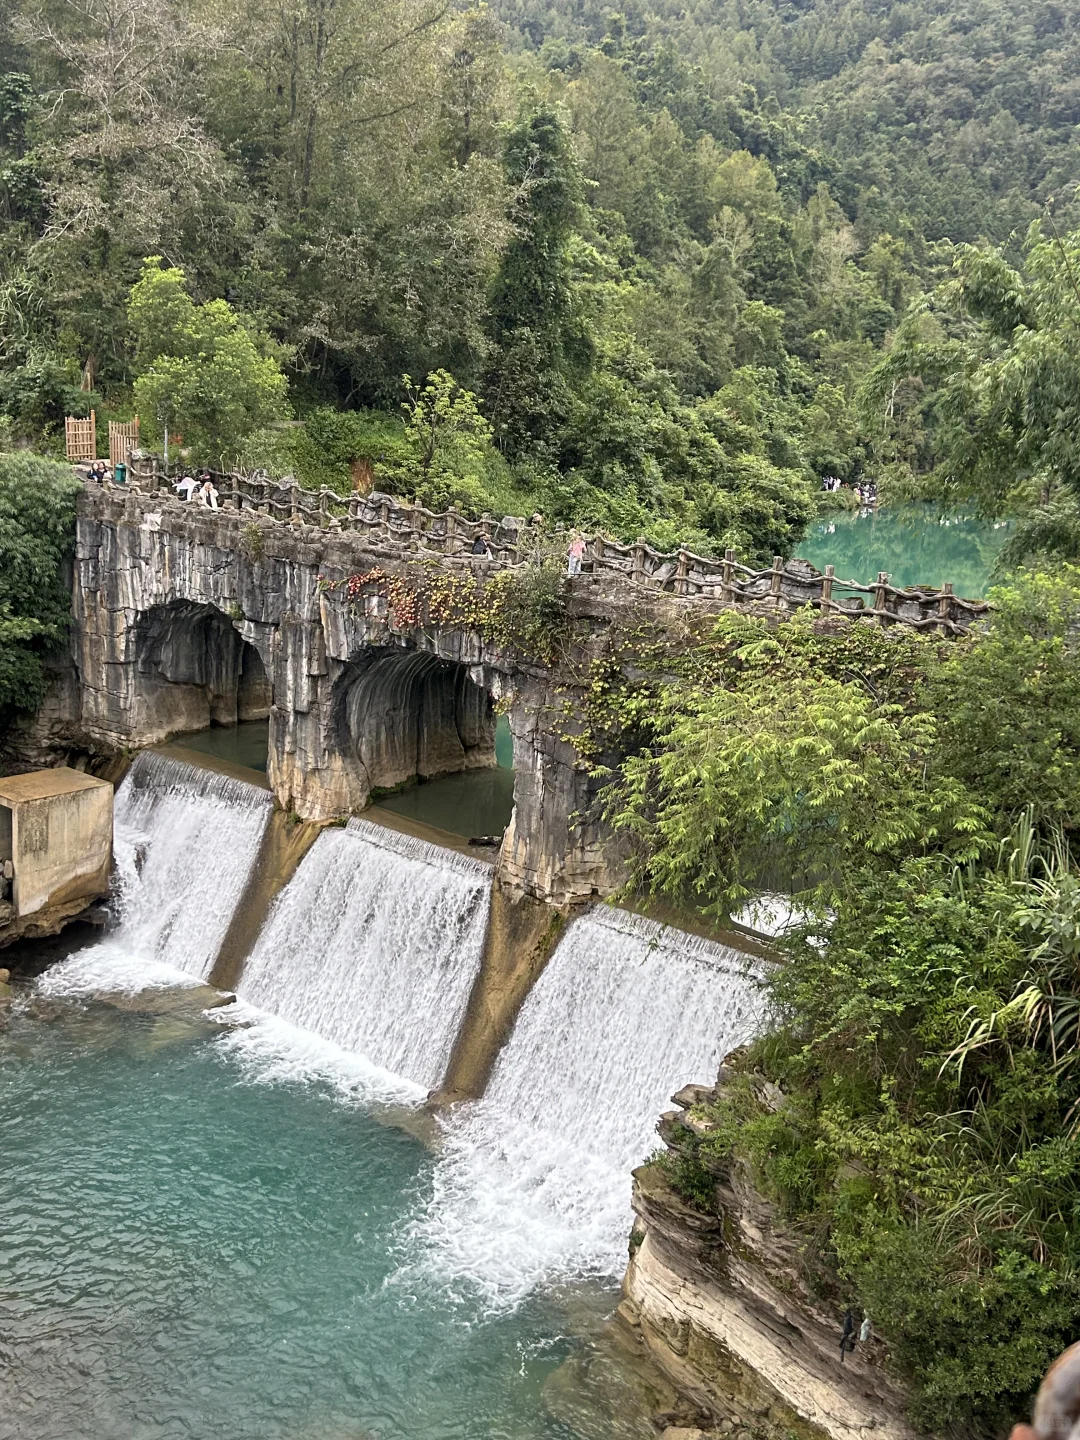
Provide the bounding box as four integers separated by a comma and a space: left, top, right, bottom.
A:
567, 535, 586, 575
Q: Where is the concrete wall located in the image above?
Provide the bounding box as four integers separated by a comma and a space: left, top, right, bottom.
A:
3, 779, 113, 917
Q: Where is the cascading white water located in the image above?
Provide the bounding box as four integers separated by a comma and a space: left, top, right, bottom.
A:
237, 818, 493, 1091
401, 905, 765, 1308
39, 751, 274, 994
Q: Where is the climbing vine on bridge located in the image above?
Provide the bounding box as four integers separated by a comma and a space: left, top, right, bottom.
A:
316, 557, 570, 665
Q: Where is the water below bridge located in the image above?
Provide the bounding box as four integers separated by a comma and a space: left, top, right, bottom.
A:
0, 752, 763, 1440
177, 717, 517, 840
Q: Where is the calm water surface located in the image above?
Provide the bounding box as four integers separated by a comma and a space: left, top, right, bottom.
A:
177, 720, 270, 773
368, 718, 514, 840
176, 719, 516, 839
0, 992, 642, 1440
797, 504, 1009, 598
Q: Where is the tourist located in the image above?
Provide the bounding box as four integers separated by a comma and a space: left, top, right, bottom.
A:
201, 478, 220, 510
567, 534, 586, 576
174, 474, 198, 501
470, 534, 491, 558
88, 459, 108, 485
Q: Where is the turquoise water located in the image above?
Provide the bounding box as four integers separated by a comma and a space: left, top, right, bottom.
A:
797, 504, 1009, 599
0, 991, 641, 1440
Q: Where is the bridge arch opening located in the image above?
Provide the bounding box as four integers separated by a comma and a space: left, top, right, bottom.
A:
335, 648, 512, 833
133, 602, 270, 740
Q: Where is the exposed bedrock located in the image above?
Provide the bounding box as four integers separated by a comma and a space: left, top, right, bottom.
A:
64, 488, 655, 903
621, 1068, 919, 1440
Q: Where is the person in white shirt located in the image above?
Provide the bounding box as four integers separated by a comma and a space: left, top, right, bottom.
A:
174, 475, 198, 501
202, 479, 220, 510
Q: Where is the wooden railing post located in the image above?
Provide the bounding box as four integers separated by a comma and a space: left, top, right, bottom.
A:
290, 482, 300, 523
722, 549, 735, 603
380, 498, 390, 538
874, 571, 888, 623
632, 539, 646, 583
445, 507, 457, 554
675, 548, 689, 596
938, 581, 954, 631
771, 556, 783, 608
591, 535, 604, 573
821, 564, 834, 616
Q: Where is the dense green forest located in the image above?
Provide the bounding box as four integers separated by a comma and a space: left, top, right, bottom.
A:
2, 0, 1078, 559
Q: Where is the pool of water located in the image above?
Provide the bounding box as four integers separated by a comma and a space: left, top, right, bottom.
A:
174, 719, 516, 840
797, 504, 1009, 598
0, 988, 649, 1440
177, 720, 270, 773
374, 718, 515, 840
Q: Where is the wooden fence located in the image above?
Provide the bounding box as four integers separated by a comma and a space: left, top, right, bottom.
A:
120, 459, 990, 635
65, 411, 96, 463
108, 418, 139, 469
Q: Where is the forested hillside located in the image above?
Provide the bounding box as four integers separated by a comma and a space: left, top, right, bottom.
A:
1, 0, 1077, 556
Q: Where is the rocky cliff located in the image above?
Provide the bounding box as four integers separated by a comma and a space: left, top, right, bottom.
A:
619, 1064, 919, 1440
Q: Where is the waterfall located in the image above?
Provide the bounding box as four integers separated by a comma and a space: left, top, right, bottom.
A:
39, 751, 273, 994
401, 905, 765, 1308
237, 818, 493, 1091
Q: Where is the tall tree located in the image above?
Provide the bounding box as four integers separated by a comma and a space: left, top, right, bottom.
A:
484, 101, 583, 458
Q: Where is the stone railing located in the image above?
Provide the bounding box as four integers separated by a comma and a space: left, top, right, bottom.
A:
114, 460, 989, 635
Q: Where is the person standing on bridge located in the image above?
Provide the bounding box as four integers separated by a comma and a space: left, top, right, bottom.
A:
470, 534, 491, 559
174, 474, 198, 501
567, 534, 586, 576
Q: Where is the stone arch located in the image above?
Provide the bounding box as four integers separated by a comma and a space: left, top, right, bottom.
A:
334, 646, 498, 799
132, 601, 271, 740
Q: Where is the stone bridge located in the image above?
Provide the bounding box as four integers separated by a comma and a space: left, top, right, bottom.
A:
64, 483, 987, 904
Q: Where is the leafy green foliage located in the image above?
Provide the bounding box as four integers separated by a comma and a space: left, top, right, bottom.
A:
0, 452, 81, 714
584, 566, 1080, 1427
129, 260, 289, 466
586, 609, 984, 910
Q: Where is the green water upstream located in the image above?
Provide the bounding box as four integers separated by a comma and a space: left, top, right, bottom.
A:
797, 503, 1009, 598
0, 993, 645, 1440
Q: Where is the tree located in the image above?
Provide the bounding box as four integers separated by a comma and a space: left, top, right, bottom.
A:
129, 259, 289, 464
485, 101, 584, 457
401, 369, 501, 508
0, 451, 81, 714
860, 221, 1080, 521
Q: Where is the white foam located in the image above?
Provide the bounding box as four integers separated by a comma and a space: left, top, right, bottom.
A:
400, 906, 765, 1308
35, 941, 203, 997
212, 1004, 424, 1108
238, 823, 491, 1090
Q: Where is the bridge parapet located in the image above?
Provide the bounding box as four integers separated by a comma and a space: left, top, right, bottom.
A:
120, 463, 989, 636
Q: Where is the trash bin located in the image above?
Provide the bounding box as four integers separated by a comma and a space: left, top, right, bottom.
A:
114, 462, 127, 486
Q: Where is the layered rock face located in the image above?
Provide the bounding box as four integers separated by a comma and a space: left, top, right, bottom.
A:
621, 1071, 918, 1440
64, 487, 670, 903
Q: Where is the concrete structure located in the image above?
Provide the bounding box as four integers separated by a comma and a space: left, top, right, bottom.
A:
0, 767, 113, 932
